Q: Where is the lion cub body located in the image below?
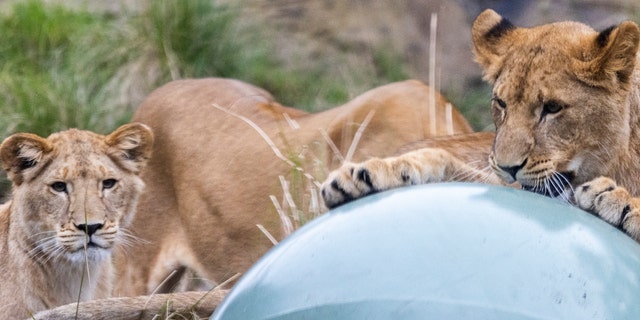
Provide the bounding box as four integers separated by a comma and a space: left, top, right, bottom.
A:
0, 124, 153, 318
113, 78, 472, 296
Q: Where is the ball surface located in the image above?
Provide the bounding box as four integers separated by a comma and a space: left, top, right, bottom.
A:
211, 183, 640, 319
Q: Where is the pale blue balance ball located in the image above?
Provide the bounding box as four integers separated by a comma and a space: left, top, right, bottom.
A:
211, 183, 640, 319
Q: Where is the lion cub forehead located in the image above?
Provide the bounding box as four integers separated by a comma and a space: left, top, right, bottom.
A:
48, 128, 107, 149
48, 157, 117, 180
47, 129, 117, 179
534, 21, 595, 35
494, 22, 600, 100
517, 22, 595, 53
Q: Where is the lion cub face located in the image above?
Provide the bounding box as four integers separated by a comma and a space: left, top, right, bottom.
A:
0, 123, 153, 263
472, 10, 640, 197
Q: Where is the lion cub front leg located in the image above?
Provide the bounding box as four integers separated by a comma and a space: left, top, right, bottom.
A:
575, 177, 640, 242
321, 148, 496, 209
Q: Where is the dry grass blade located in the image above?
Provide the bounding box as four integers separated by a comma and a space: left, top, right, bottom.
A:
320, 129, 344, 162
162, 40, 181, 80
76, 215, 92, 320
257, 224, 279, 246
146, 269, 181, 306
445, 102, 454, 135
428, 12, 438, 136
307, 184, 322, 219
211, 102, 320, 185
212, 101, 330, 239
278, 175, 299, 229
192, 273, 240, 308
211, 102, 295, 167
283, 112, 300, 129
277, 176, 296, 233
269, 193, 295, 236
344, 110, 375, 163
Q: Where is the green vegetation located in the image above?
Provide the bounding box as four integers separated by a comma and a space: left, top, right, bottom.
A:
0, 0, 413, 140
447, 81, 494, 131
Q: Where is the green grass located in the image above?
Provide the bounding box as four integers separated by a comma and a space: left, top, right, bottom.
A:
0, 0, 416, 140
446, 81, 494, 132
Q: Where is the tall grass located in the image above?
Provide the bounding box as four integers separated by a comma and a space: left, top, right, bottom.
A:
0, 0, 413, 140
447, 82, 494, 131
0, 0, 113, 137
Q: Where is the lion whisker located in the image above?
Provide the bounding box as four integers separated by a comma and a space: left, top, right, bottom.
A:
548, 175, 561, 196
29, 230, 57, 240
552, 171, 572, 203
117, 228, 150, 246
28, 237, 58, 261
445, 160, 490, 183
38, 244, 65, 265
112, 228, 150, 258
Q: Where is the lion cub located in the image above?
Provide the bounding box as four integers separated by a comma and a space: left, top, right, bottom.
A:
0, 123, 153, 318
322, 10, 640, 242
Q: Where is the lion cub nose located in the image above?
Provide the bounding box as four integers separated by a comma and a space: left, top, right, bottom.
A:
76, 223, 104, 236
497, 160, 527, 181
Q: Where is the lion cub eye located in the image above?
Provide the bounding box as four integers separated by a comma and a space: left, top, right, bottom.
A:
543, 101, 563, 115
102, 179, 117, 190
50, 181, 67, 193
492, 97, 507, 109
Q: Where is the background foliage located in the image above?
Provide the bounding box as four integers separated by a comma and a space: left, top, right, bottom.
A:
0, 0, 415, 139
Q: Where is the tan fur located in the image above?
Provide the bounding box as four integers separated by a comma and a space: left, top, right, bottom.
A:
32, 289, 227, 320
110, 78, 472, 297
322, 10, 640, 242
0, 124, 153, 318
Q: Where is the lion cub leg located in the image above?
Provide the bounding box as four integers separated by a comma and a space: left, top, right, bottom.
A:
321, 148, 498, 209
575, 177, 640, 242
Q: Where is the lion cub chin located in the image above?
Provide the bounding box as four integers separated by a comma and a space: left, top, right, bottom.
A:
0, 123, 153, 318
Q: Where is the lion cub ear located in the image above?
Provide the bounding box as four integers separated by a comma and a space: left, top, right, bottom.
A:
105, 123, 154, 174
472, 9, 517, 83
574, 21, 640, 87
0, 133, 53, 186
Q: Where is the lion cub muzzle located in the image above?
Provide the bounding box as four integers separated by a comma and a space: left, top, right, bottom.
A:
58, 220, 117, 262
490, 153, 575, 198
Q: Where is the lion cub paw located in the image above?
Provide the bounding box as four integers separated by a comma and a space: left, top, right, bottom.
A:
575, 176, 640, 242
321, 158, 421, 209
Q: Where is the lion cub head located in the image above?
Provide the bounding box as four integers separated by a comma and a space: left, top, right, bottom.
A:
472, 9, 640, 197
0, 123, 153, 263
